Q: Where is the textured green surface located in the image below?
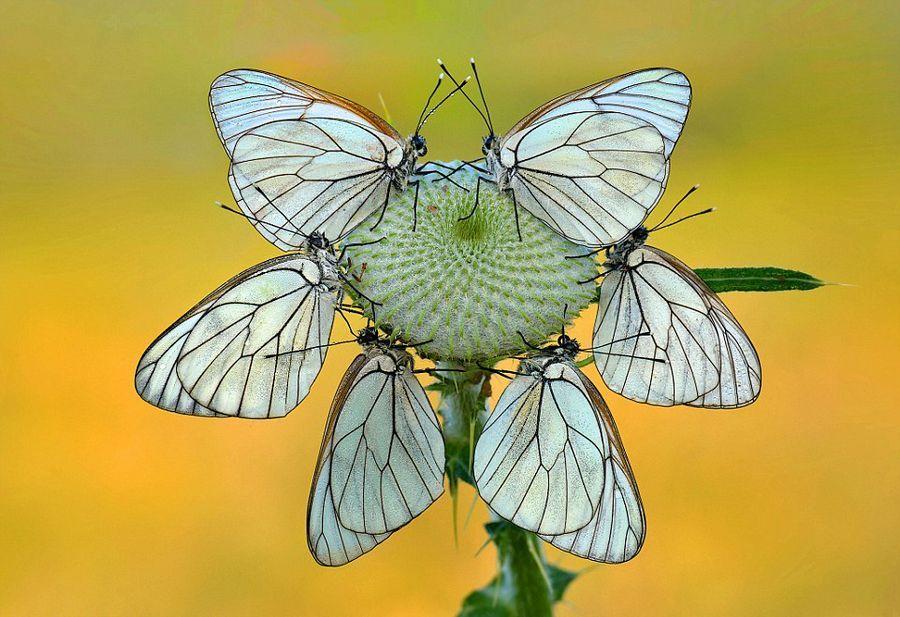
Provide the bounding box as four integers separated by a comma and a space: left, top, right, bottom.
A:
343, 164, 597, 362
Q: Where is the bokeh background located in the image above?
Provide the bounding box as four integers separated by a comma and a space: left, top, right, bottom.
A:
2, 1, 898, 615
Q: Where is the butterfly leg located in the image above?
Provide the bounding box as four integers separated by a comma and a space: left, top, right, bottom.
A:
369, 181, 392, 232
459, 175, 489, 221
414, 165, 471, 192
337, 237, 385, 264
411, 180, 421, 232
338, 273, 383, 309
511, 190, 522, 242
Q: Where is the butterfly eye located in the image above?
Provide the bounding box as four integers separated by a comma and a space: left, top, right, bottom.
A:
414, 136, 428, 157
481, 135, 494, 155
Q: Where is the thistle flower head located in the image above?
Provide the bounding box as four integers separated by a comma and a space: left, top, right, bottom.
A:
342, 164, 598, 362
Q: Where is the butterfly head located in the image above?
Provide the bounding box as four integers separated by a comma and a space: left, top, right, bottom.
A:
356, 326, 383, 347
606, 226, 649, 269
409, 134, 428, 158
482, 133, 498, 156
554, 334, 581, 358
307, 231, 331, 252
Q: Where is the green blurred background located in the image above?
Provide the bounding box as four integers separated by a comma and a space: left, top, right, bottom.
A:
1, 1, 898, 615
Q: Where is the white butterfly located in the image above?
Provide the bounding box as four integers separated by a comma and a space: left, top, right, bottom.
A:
135, 234, 343, 418
593, 219, 762, 408
440, 61, 691, 248
307, 327, 445, 566
473, 335, 645, 562
209, 69, 467, 249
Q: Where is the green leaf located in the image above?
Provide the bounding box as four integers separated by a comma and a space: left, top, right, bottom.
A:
459, 577, 515, 617
546, 564, 578, 603
694, 267, 826, 292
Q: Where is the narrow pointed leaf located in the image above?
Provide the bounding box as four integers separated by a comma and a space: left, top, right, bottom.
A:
694, 267, 826, 292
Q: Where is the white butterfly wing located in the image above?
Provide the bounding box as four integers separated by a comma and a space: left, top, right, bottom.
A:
540, 370, 645, 563
473, 360, 607, 536
308, 355, 392, 566
657, 250, 762, 408
210, 69, 406, 249
135, 312, 223, 417
135, 254, 338, 418
328, 348, 445, 535
504, 112, 668, 247
209, 69, 316, 155
594, 246, 760, 407
588, 68, 691, 158
498, 68, 691, 247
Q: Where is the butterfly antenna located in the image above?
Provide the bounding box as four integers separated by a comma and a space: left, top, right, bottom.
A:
650, 184, 700, 231
417, 75, 471, 133
264, 338, 356, 358
437, 58, 493, 134
562, 303, 569, 337
415, 74, 444, 135
469, 58, 494, 135
653, 207, 716, 233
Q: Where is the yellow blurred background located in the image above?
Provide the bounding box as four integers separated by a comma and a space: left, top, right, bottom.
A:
1, 1, 898, 615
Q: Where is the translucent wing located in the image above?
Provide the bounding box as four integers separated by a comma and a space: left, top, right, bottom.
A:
473, 359, 607, 535
328, 348, 445, 535
504, 113, 668, 247
307, 354, 392, 566
653, 249, 762, 408
136, 253, 339, 418
540, 370, 645, 563
594, 246, 761, 407
504, 68, 691, 158
307, 349, 445, 565
498, 68, 691, 247
135, 313, 224, 417
210, 69, 406, 248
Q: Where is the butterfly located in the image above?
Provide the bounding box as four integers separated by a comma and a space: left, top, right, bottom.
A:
439, 60, 691, 248
307, 326, 446, 566
473, 332, 645, 563
135, 233, 348, 418
209, 68, 468, 249
592, 189, 762, 407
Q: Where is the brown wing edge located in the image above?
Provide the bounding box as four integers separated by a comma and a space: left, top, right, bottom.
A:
213, 68, 404, 142
502, 66, 682, 143
642, 245, 762, 407
576, 366, 647, 559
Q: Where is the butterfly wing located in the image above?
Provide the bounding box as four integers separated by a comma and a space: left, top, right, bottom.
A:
307, 354, 391, 566
210, 69, 406, 248
594, 246, 761, 407
135, 312, 224, 417
648, 247, 762, 407
473, 359, 607, 535
327, 348, 445, 535
540, 369, 645, 563
498, 68, 690, 247
136, 253, 339, 418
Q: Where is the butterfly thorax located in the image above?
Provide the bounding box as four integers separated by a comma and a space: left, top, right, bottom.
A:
522, 335, 580, 376
304, 233, 341, 289
358, 327, 414, 372
605, 226, 649, 270
395, 135, 427, 190
482, 135, 510, 190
